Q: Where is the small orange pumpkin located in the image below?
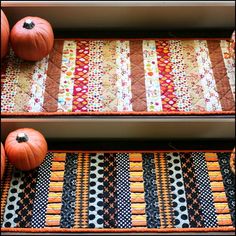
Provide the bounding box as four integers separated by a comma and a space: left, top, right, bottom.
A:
5, 128, 48, 171
1, 9, 10, 59
1, 143, 6, 180
10, 16, 54, 61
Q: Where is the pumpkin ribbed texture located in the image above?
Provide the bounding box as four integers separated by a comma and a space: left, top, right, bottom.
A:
1, 143, 6, 180
1, 10, 10, 59
10, 16, 54, 61
5, 128, 48, 171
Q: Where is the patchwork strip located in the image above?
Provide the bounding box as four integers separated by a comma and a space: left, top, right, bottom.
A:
102, 41, 118, 111
116, 153, 132, 228
192, 152, 218, 227
194, 40, 222, 111
130, 40, 147, 111
217, 153, 235, 226
206, 153, 232, 226
57, 40, 77, 112
130, 153, 146, 227
142, 153, 160, 228
60, 153, 78, 228
1, 49, 21, 112
15, 169, 38, 228
169, 40, 192, 111
220, 40, 235, 100
156, 40, 178, 112
166, 152, 189, 228
28, 56, 49, 112
72, 41, 89, 112
143, 40, 162, 111
116, 40, 132, 111
207, 40, 235, 111
31, 153, 53, 228
1, 163, 13, 226
103, 154, 117, 228
2, 168, 24, 228
45, 153, 66, 227
74, 153, 90, 228
154, 153, 174, 228
180, 153, 204, 228
43, 41, 64, 112
87, 41, 104, 112
88, 153, 104, 228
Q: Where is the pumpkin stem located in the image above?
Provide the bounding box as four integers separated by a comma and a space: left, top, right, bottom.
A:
23, 19, 35, 29
16, 133, 29, 143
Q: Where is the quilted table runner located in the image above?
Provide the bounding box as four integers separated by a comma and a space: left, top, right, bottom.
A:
1, 151, 235, 233
1, 39, 235, 116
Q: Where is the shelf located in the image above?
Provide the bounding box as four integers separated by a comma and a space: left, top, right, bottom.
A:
1, 1, 235, 30
1, 116, 235, 140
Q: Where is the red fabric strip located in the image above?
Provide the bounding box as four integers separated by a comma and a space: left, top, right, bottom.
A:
156, 40, 178, 112
72, 41, 89, 112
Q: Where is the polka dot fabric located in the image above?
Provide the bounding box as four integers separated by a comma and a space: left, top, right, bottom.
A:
2, 168, 24, 228
116, 153, 132, 228
88, 153, 104, 228
31, 153, 53, 228
166, 153, 190, 228
192, 152, 218, 227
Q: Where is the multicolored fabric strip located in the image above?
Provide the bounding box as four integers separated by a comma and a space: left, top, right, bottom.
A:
1, 151, 235, 231
1, 39, 235, 114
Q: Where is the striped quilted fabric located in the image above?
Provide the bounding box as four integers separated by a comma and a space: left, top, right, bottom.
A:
0, 151, 235, 233
1, 39, 235, 114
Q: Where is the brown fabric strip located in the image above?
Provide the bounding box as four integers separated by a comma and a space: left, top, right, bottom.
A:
42, 40, 64, 112
130, 41, 147, 112
207, 40, 235, 111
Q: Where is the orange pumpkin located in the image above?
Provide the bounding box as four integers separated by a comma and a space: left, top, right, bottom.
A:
5, 128, 48, 171
10, 16, 54, 61
1, 9, 10, 59
1, 143, 6, 180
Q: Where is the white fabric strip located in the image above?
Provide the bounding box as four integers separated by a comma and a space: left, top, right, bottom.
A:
87, 41, 104, 112
28, 56, 49, 112
1, 49, 21, 112
57, 40, 77, 112
116, 40, 133, 111
194, 40, 222, 111
143, 40, 162, 111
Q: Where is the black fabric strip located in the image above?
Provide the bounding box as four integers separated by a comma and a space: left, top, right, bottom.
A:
142, 153, 160, 228
60, 153, 78, 228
